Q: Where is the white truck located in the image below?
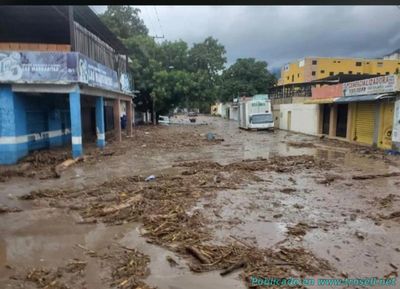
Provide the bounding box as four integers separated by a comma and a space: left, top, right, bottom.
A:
238, 94, 274, 130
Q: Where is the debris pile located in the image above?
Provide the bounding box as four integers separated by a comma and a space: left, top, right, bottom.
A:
17, 154, 337, 288
110, 247, 153, 289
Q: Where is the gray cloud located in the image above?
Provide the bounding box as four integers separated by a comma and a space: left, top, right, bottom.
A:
92, 6, 400, 70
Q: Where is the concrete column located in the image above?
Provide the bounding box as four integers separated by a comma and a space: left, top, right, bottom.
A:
346, 103, 354, 141
113, 98, 122, 142
0, 85, 28, 164
69, 89, 83, 158
96, 96, 105, 148
126, 100, 132, 137
317, 104, 323, 134
329, 104, 337, 137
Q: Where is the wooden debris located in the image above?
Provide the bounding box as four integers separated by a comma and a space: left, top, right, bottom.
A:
186, 246, 211, 264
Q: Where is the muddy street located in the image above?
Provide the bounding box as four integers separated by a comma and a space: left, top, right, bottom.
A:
1, 116, 400, 289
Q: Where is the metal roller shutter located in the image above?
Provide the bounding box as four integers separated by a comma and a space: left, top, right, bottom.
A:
354, 102, 375, 145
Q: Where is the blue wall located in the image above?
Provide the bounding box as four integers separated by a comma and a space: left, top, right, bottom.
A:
0, 85, 71, 164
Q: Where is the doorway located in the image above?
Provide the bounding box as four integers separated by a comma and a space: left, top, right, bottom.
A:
336, 104, 348, 138
322, 104, 330, 135
287, 111, 292, 130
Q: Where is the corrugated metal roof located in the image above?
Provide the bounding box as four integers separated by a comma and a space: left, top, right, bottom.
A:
335, 93, 395, 103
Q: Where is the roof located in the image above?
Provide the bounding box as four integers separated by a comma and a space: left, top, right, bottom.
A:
0, 6, 128, 54
310, 74, 381, 84
384, 48, 400, 57
335, 93, 395, 104
252, 94, 269, 101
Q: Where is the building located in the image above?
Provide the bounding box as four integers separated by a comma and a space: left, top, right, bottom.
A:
278, 57, 400, 85
306, 75, 400, 150
383, 48, 400, 60
0, 6, 135, 164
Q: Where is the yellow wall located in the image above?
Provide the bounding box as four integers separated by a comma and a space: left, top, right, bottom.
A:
279, 57, 400, 85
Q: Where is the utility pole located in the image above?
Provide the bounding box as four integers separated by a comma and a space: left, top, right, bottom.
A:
152, 96, 156, 125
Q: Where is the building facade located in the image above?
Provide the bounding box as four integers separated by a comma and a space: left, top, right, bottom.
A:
278, 57, 400, 85
0, 6, 135, 165
306, 75, 400, 150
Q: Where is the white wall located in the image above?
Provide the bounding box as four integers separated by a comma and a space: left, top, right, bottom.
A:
279, 103, 319, 135
230, 106, 238, 121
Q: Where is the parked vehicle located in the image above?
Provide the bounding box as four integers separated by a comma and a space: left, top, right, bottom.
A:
158, 115, 170, 125
238, 94, 274, 130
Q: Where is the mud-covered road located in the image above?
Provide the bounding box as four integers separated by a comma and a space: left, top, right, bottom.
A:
1, 116, 400, 289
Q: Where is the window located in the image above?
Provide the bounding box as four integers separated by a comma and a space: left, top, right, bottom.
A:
312, 71, 316, 76
337, 61, 341, 63
320, 70, 325, 73
250, 114, 273, 124
292, 75, 294, 82
287, 76, 289, 80
377, 73, 381, 75
386, 72, 390, 75
356, 62, 362, 66
357, 72, 361, 75
329, 72, 334, 76
339, 72, 344, 75
348, 71, 353, 74
297, 73, 300, 77
333, 60, 336, 63
396, 68, 399, 74
366, 62, 370, 64
377, 62, 383, 67
312, 60, 317, 65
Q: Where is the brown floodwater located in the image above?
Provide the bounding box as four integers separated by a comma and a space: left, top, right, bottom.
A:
1, 116, 399, 288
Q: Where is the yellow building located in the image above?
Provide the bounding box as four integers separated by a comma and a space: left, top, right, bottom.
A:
278, 57, 400, 85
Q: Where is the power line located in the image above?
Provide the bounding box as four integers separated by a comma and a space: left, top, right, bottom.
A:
143, 6, 157, 37
153, 6, 165, 39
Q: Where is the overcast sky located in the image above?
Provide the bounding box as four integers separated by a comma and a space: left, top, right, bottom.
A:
92, 6, 400, 71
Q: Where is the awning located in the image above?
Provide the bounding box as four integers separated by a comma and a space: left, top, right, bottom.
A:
304, 98, 338, 104
334, 93, 395, 104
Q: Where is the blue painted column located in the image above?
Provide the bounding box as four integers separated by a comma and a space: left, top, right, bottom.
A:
69, 89, 83, 158
96, 96, 105, 148
0, 85, 28, 164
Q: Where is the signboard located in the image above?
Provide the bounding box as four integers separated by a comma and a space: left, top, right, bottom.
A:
343, 75, 398, 96
119, 73, 132, 93
77, 54, 119, 91
0, 51, 78, 83
0, 51, 130, 93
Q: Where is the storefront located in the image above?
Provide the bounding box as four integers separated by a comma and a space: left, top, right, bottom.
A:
335, 75, 399, 149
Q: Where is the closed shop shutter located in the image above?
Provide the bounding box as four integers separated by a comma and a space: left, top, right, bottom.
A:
378, 102, 394, 149
354, 102, 375, 145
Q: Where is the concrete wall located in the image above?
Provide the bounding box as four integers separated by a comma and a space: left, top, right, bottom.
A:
279, 103, 319, 135
229, 106, 238, 121
0, 85, 71, 164
312, 84, 343, 99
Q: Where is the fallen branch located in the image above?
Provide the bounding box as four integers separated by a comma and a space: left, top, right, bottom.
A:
352, 172, 400, 180
220, 260, 247, 276
185, 246, 211, 264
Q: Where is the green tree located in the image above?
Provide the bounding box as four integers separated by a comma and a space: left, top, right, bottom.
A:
220, 58, 276, 102
99, 6, 148, 39
188, 37, 227, 78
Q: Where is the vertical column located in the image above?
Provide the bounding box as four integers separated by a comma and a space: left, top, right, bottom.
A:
126, 100, 133, 137
0, 85, 28, 164
69, 88, 83, 158
346, 103, 353, 141
113, 98, 122, 142
96, 96, 105, 148
329, 104, 337, 137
